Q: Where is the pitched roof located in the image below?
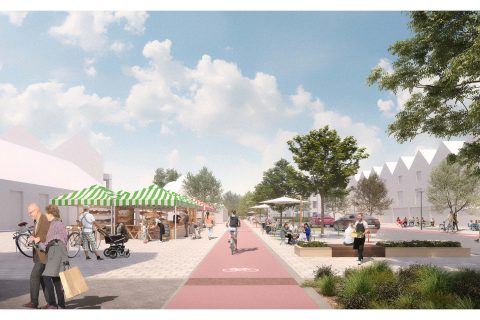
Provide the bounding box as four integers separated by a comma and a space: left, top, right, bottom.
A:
384, 162, 397, 174
372, 166, 382, 175
417, 149, 437, 164
442, 141, 464, 155
1, 125, 51, 154
400, 156, 415, 170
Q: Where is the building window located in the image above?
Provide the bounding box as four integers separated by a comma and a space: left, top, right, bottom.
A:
398, 175, 402, 184
416, 171, 422, 182
312, 201, 317, 209
397, 191, 403, 206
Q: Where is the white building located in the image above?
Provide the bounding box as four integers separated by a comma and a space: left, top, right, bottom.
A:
0, 126, 106, 230
349, 140, 480, 226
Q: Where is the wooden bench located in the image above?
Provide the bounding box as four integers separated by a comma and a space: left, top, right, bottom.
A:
329, 244, 385, 257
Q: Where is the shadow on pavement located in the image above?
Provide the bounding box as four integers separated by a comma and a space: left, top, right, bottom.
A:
67, 295, 118, 309
235, 247, 258, 254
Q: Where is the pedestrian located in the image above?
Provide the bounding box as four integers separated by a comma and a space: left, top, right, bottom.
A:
353, 213, 369, 265
205, 211, 215, 240
304, 223, 311, 242
78, 206, 104, 260
183, 210, 190, 237
343, 222, 354, 245
23, 203, 51, 309
453, 212, 459, 231
155, 215, 165, 242
226, 210, 241, 250
36, 204, 68, 309
140, 214, 150, 243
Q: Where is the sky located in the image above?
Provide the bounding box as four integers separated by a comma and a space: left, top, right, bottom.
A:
0, 11, 458, 194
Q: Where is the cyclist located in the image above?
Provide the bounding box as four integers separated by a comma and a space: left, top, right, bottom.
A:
226, 210, 241, 251
78, 206, 103, 261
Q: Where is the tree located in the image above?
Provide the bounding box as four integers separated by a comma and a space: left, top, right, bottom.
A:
288, 126, 369, 235
223, 191, 242, 213
153, 168, 181, 187
238, 191, 256, 217
324, 188, 351, 219
252, 159, 310, 224
367, 11, 480, 174
352, 173, 392, 215
183, 166, 223, 204
427, 160, 480, 216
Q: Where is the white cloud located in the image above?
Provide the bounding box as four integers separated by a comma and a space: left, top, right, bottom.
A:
160, 124, 173, 135
104, 161, 153, 192
88, 131, 112, 153
110, 41, 127, 53
377, 98, 395, 117
377, 58, 393, 74
261, 129, 297, 170
0, 12, 28, 26
84, 58, 97, 77
49, 11, 148, 52
167, 149, 179, 167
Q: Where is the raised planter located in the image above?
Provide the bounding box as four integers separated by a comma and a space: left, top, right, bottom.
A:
294, 245, 332, 257
384, 247, 470, 257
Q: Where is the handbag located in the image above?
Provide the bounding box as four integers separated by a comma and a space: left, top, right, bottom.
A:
59, 262, 89, 300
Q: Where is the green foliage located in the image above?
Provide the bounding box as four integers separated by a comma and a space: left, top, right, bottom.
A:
319, 275, 337, 296
376, 240, 462, 247
288, 126, 368, 234
427, 160, 480, 215
352, 173, 392, 215
297, 241, 328, 248
337, 270, 375, 309
313, 264, 334, 279
222, 191, 242, 213
238, 191, 256, 217
367, 11, 480, 174
183, 166, 223, 204
454, 296, 476, 309
448, 269, 480, 306
301, 279, 322, 288
153, 168, 181, 187
324, 188, 351, 217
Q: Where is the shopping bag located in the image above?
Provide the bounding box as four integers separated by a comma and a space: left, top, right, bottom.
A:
59, 266, 89, 300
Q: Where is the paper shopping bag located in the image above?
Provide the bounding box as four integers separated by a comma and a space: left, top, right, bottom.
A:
59, 266, 89, 300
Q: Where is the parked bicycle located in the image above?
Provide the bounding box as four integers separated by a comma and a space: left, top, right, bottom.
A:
440, 221, 456, 233
66, 226, 101, 258
12, 222, 34, 258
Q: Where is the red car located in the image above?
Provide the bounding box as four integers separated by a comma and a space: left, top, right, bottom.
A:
309, 214, 335, 227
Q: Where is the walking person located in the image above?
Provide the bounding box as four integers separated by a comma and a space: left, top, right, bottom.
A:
304, 223, 311, 242
78, 206, 103, 260
183, 210, 190, 237
23, 203, 51, 309
353, 213, 369, 265
226, 210, 241, 250
205, 211, 215, 240
34, 205, 68, 309
453, 212, 459, 231
155, 215, 165, 242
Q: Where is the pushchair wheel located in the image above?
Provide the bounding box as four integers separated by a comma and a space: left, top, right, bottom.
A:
124, 250, 130, 258
103, 248, 110, 257
109, 251, 118, 259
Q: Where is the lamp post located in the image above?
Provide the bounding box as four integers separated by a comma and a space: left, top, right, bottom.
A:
419, 190, 424, 230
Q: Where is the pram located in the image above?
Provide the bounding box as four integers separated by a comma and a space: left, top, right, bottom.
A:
191, 223, 202, 240
98, 223, 130, 259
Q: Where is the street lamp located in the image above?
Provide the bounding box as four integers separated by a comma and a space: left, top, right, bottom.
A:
419, 190, 424, 230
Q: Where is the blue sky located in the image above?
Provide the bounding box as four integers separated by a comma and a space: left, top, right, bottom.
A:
0, 11, 450, 194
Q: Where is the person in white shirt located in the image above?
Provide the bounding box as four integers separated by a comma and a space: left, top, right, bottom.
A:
353, 213, 369, 265
78, 207, 103, 261
343, 222, 354, 245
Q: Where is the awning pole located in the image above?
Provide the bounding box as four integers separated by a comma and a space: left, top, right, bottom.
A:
174, 206, 177, 240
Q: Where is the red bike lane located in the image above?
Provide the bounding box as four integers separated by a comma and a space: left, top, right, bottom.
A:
166, 224, 320, 309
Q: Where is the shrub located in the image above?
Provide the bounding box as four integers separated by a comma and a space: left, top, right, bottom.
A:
454, 295, 476, 309
392, 294, 422, 309
297, 241, 328, 247
313, 265, 334, 280
415, 268, 450, 297
319, 275, 337, 296
376, 240, 461, 247
301, 279, 322, 288
337, 270, 375, 309
448, 268, 480, 306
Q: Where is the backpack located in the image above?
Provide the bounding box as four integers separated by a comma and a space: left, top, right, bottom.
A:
229, 216, 239, 227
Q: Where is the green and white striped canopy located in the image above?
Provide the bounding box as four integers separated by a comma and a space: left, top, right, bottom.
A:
51, 184, 115, 206
115, 184, 200, 208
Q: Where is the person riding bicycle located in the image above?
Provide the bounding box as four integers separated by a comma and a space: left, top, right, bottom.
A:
226, 210, 241, 251
78, 206, 103, 261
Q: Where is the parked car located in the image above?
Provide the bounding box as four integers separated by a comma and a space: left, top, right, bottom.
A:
310, 214, 335, 227
333, 214, 381, 231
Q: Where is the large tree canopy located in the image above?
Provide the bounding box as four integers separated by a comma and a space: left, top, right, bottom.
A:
288, 126, 368, 234
368, 11, 480, 173
353, 173, 392, 215
223, 191, 242, 213
153, 168, 181, 187
183, 166, 223, 204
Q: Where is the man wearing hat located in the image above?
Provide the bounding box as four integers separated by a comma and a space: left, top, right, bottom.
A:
78, 206, 103, 260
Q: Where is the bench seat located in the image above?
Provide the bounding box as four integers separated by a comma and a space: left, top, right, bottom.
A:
328, 244, 385, 257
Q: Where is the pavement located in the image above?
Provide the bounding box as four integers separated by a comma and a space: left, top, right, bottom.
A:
166, 223, 329, 309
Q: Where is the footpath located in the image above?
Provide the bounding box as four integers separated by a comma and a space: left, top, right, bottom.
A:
166, 223, 327, 309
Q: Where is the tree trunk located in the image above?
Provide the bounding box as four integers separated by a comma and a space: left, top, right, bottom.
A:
320, 192, 325, 236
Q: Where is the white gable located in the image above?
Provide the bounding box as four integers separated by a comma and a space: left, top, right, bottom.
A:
418, 149, 437, 164
0, 138, 100, 190
1, 126, 51, 155
442, 141, 464, 155
400, 156, 415, 170
385, 162, 397, 174
372, 166, 382, 175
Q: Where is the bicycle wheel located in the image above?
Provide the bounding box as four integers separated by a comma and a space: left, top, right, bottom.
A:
16, 233, 33, 258
67, 232, 81, 258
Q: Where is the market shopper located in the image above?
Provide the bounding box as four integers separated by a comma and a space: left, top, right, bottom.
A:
155, 215, 166, 242
205, 211, 215, 240
183, 211, 190, 237
78, 206, 103, 260
23, 203, 51, 309
353, 213, 369, 265
35, 205, 69, 309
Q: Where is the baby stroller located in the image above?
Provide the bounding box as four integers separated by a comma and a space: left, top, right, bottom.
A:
98, 223, 130, 259
191, 223, 202, 240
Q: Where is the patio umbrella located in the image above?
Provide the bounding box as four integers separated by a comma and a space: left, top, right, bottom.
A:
261, 196, 303, 224
250, 204, 271, 220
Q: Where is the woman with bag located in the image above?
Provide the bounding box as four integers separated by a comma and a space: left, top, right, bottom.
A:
33, 204, 68, 309
204, 211, 215, 240
353, 213, 369, 265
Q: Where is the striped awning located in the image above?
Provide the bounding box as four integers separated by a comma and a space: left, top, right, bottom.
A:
192, 197, 215, 212
51, 184, 115, 206
116, 185, 200, 208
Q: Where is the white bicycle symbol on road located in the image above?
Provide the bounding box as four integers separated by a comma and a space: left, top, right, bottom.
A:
222, 267, 260, 272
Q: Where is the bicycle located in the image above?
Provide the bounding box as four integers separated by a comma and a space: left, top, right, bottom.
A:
12, 222, 34, 258
227, 228, 238, 255
66, 226, 101, 258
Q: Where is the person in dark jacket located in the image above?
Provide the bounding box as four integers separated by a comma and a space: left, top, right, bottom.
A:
156, 215, 166, 242
304, 223, 311, 242
353, 213, 369, 265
